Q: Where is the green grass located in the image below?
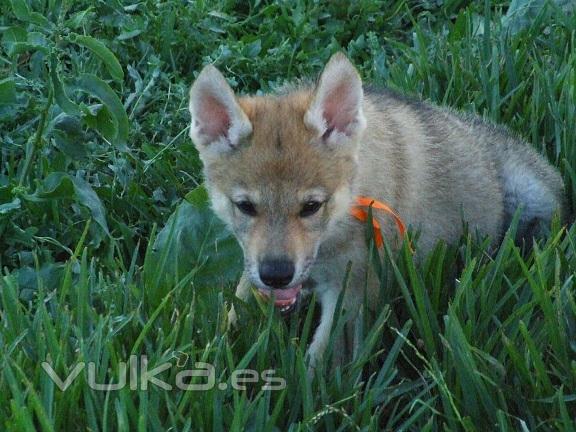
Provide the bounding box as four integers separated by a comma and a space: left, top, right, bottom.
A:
1, 0, 576, 430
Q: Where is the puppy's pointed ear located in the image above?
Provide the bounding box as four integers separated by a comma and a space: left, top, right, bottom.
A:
304, 53, 366, 146
188, 65, 252, 156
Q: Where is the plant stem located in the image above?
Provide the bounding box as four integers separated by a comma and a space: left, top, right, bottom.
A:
19, 90, 53, 186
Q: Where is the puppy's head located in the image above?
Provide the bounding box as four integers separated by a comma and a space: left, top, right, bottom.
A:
188, 53, 366, 310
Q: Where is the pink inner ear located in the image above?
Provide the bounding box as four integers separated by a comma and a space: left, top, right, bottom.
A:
197, 95, 231, 140
322, 83, 358, 136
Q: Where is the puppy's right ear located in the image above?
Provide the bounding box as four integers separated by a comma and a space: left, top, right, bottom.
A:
188, 65, 252, 156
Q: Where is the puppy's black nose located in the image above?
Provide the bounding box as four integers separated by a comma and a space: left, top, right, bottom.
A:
259, 259, 295, 288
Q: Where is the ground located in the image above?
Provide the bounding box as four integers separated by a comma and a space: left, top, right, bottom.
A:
0, 1, 575, 430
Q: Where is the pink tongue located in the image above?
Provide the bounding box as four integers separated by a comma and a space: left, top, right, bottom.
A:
258, 285, 302, 307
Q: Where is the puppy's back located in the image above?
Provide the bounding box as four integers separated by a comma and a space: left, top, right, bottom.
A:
358, 89, 564, 252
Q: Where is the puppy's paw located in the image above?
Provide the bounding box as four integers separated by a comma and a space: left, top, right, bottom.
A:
227, 304, 239, 328
305, 343, 325, 378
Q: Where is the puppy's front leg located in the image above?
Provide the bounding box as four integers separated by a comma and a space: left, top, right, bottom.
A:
228, 271, 251, 328
306, 287, 339, 371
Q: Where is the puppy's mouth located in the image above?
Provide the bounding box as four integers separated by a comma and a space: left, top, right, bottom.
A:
257, 284, 302, 314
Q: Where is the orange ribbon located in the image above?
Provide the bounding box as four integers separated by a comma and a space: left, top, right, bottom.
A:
350, 196, 410, 250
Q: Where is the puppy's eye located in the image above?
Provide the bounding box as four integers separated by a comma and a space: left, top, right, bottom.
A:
235, 200, 257, 216
300, 201, 323, 218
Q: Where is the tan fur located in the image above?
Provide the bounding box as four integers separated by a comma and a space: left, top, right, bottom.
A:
188, 53, 565, 370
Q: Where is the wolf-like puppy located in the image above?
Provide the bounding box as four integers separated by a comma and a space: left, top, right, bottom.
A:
188, 53, 565, 369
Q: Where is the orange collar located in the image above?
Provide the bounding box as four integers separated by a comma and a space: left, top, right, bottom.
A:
350, 196, 409, 250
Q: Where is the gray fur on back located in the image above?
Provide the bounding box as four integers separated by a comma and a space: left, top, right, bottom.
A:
363, 87, 565, 248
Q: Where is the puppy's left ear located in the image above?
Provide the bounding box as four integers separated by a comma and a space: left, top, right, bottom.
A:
304, 53, 366, 146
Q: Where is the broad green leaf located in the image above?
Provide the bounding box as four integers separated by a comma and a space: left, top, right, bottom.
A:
50, 56, 81, 116
184, 185, 209, 206
152, 185, 243, 287
27, 32, 47, 47
74, 74, 129, 149
69, 34, 124, 82
22, 172, 109, 235
51, 115, 88, 159
5, 41, 50, 55
244, 39, 262, 58
116, 15, 146, 40
117, 29, 144, 40
14, 263, 65, 300
9, 0, 52, 29
81, 104, 116, 143
0, 198, 21, 215
0, 78, 17, 105
26, 172, 75, 200
71, 176, 109, 235
2, 27, 50, 56
65, 7, 95, 29
2, 26, 27, 56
